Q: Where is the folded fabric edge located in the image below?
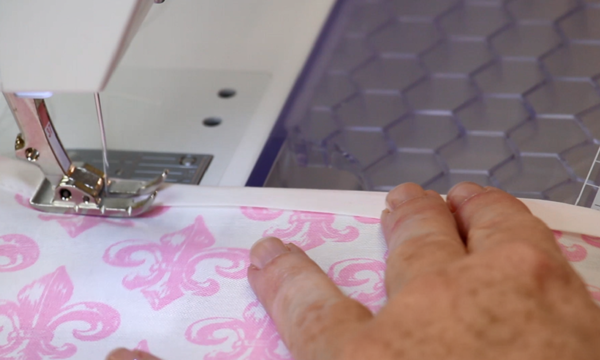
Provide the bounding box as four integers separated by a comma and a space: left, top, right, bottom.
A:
1, 156, 598, 237
157, 184, 600, 237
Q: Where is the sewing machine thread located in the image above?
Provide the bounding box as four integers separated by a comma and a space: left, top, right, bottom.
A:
94, 93, 110, 194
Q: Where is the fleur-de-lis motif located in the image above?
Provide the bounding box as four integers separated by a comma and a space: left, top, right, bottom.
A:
588, 284, 600, 302
0, 234, 39, 272
264, 211, 359, 250
103, 216, 250, 310
14, 194, 170, 238
582, 234, 600, 249
186, 301, 291, 360
37, 213, 135, 238
328, 258, 386, 312
241, 207, 284, 221
0, 266, 120, 360
135, 339, 150, 353
553, 231, 587, 262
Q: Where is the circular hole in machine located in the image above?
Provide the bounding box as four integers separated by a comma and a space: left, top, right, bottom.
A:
218, 89, 236, 99
203, 117, 223, 127
60, 189, 72, 201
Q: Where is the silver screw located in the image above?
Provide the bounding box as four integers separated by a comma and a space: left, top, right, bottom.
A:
25, 148, 40, 162
180, 155, 197, 166
15, 134, 24, 150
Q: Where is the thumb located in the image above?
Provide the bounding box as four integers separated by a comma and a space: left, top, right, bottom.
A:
106, 349, 161, 360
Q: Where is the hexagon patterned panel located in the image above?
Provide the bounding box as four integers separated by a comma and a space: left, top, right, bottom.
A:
272, 0, 600, 207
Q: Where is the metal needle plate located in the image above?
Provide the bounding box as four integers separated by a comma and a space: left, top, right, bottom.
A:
68, 149, 213, 185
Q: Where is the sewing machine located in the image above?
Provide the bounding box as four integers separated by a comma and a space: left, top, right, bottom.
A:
0, 0, 336, 216
3, 0, 600, 217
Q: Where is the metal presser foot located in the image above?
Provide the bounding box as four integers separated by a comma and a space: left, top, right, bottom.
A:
31, 165, 169, 217
4, 93, 168, 218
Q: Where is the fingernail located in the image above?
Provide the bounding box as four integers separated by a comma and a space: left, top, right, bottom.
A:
250, 237, 290, 269
385, 183, 426, 211
447, 182, 485, 212
107, 349, 136, 360
107, 348, 161, 360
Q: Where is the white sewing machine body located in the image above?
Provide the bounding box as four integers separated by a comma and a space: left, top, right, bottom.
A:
0, 0, 335, 188
4, 0, 600, 213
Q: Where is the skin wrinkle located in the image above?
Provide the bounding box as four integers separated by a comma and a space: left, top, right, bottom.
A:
385, 241, 463, 294
447, 186, 492, 213
465, 217, 552, 248
393, 236, 464, 264
387, 197, 453, 241
275, 270, 328, 325
449, 185, 494, 209
291, 301, 371, 360
385, 186, 428, 211
448, 248, 575, 347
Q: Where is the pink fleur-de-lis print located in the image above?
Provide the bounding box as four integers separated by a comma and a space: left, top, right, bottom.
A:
588, 284, 600, 302
553, 231, 587, 262
37, 213, 136, 238
103, 216, 250, 310
264, 211, 359, 251
186, 301, 291, 360
552, 230, 562, 241
14, 194, 170, 238
139, 206, 171, 218
354, 216, 380, 224
0, 266, 120, 360
14, 193, 35, 210
328, 258, 386, 312
582, 234, 600, 249
241, 207, 285, 221
0, 234, 39, 272
135, 340, 150, 353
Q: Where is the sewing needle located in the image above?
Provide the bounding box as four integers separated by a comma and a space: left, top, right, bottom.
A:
94, 93, 110, 195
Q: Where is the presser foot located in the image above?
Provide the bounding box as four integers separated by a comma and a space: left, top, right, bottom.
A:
28, 163, 168, 217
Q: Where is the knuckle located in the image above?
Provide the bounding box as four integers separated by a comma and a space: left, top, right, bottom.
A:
338, 337, 380, 360
402, 271, 453, 298
386, 183, 423, 208
390, 236, 458, 268
504, 241, 551, 264
385, 198, 451, 241
458, 189, 532, 224
287, 299, 370, 357
472, 188, 525, 208
498, 242, 565, 280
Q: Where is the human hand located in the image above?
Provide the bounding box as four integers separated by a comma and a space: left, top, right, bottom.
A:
105, 182, 600, 360
247, 182, 600, 360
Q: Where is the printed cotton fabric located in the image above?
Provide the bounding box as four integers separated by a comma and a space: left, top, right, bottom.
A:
1, 165, 600, 359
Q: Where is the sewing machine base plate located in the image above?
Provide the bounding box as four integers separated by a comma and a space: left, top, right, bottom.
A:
67, 149, 212, 185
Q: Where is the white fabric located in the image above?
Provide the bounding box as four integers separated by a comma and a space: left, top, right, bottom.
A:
0, 156, 599, 360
